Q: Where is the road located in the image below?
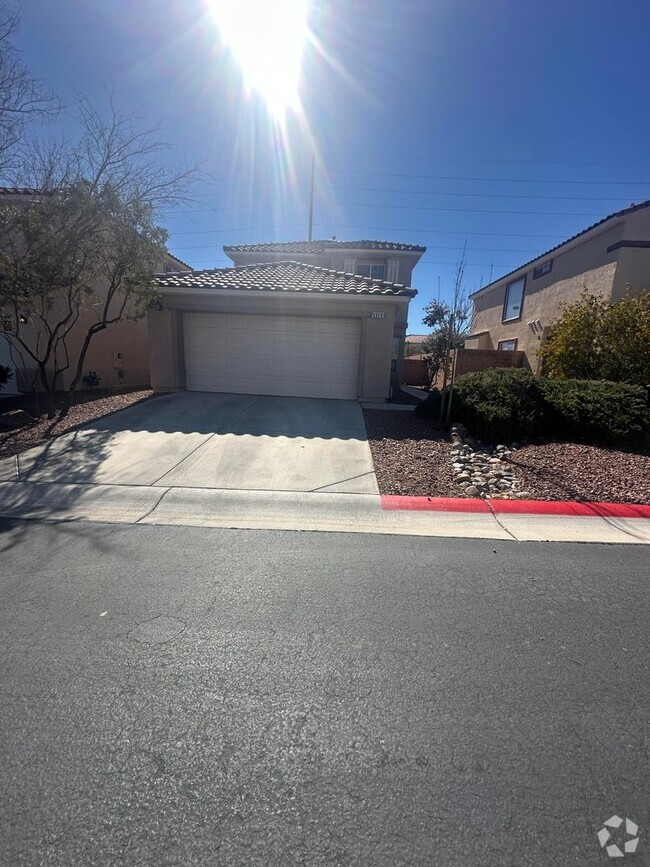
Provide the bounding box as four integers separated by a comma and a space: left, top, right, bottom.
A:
0, 520, 648, 866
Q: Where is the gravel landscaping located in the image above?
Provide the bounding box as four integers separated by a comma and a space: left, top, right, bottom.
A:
364, 409, 650, 504
363, 409, 456, 497
0, 389, 155, 460
508, 441, 650, 505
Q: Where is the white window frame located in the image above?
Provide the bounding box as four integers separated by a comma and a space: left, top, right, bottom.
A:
357, 262, 386, 280
503, 276, 525, 322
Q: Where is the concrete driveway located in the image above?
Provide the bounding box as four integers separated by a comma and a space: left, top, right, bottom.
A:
0, 392, 379, 494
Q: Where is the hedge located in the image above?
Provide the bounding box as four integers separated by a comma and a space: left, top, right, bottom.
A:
416, 368, 649, 448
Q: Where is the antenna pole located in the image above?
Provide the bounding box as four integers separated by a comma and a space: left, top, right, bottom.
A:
307, 154, 315, 241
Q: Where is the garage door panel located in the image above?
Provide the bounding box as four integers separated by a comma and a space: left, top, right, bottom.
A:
183, 313, 360, 400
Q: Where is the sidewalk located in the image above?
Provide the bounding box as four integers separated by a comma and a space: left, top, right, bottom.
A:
0, 481, 648, 544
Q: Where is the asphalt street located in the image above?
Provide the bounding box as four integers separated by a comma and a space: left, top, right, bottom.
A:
0, 520, 648, 866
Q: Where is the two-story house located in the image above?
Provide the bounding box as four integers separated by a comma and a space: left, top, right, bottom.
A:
223, 239, 426, 388
465, 200, 650, 373
147, 239, 425, 401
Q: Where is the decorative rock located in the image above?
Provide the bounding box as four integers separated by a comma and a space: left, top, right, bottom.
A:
465, 485, 481, 497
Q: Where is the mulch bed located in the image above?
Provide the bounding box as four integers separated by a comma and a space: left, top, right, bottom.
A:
363, 409, 456, 497
507, 442, 650, 505
0, 389, 155, 460
363, 409, 650, 504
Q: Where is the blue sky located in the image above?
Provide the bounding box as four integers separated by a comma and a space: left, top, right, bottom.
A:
17, 0, 650, 330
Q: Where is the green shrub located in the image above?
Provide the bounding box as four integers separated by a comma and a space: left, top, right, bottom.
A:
452, 368, 546, 442
414, 388, 443, 419
539, 379, 649, 447
448, 368, 649, 447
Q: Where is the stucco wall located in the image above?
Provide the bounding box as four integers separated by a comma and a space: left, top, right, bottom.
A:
148, 290, 408, 400
469, 219, 625, 372
5, 252, 185, 393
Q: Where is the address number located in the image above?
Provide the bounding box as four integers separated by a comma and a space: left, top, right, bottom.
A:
371, 311, 385, 319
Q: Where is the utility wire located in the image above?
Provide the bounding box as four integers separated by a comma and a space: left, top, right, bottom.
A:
177, 186, 640, 203
169, 201, 607, 217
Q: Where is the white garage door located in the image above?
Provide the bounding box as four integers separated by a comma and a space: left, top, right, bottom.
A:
183, 312, 361, 400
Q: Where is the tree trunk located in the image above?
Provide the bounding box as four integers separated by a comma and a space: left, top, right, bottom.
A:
38, 364, 56, 419
69, 323, 104, 395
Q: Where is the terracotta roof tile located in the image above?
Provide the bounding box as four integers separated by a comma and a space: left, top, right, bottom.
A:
155, 260, 417, 298
224, 239, 426, 254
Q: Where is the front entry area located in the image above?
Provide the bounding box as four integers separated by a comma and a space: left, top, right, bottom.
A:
183, 312, 361, 400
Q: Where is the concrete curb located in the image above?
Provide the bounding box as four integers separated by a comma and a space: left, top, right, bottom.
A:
380, 495, 650, 519
0, 481, 648, 544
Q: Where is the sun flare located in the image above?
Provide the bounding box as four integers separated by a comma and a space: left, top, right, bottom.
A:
212, 0, 308, 117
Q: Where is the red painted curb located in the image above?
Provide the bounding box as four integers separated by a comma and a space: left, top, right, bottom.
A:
490, 500, 650, 519
380, 495, 650, 519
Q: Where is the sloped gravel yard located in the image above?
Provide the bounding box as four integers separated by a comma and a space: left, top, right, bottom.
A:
0, 389, 155, 460
363, 410, 456, 497
363, 409, 650, 504
508, 441, 650, 504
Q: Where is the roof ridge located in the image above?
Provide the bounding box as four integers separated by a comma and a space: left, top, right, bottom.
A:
155, 259, 417, 298
224, 238, 426, 253
178, 259, 412, 289
470, 198, 650, 297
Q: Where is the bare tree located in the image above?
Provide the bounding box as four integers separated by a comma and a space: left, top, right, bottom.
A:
421, 248, 472, 421
0, 3, 59, 179
0, 99, 196, 416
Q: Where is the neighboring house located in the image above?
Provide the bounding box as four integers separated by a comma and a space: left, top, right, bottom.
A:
466, 200, 650, 373
148, 259, 418, 401
0, 187, 192, 394
404, 334, 428, 356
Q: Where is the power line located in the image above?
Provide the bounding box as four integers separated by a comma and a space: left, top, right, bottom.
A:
170, 225, 564, 239
173, 256, 534, 270
171, 242, 545, 255
352, 154, 650, 167
323, 169, 650, 186
177, 185, 639, 204
169, 201, 606, 218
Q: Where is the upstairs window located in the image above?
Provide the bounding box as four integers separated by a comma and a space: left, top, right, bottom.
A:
503, 276, 525, 322
357, 262, 385, 280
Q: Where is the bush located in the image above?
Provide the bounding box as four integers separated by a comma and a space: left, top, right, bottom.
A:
539, 379, 649, 447
414, 388, 443, 419
448, 368, 649, 447
452, 368, 546, 443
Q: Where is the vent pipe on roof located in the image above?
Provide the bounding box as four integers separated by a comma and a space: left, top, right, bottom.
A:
307, 154, 315, 241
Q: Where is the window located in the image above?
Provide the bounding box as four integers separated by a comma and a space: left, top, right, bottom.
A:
498, 339, 518, 351
357, 262, 385, 280
503, 276, 525, 322
533, 260, 553, 279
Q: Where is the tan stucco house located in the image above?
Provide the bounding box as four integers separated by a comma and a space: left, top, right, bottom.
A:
147, 241, 423, 401
466, 200, 650, 373
0, 187, 193, 395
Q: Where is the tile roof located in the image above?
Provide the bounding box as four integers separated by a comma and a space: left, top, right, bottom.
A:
470, 199, 650, 297
165, 251, 193, 270
224, 239, 426, 254
155, 260, 417, 297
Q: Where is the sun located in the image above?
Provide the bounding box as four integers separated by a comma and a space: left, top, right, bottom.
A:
211, 0, 308, 117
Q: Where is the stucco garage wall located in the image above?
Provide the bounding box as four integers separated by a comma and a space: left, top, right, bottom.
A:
148, 290, 403, 401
